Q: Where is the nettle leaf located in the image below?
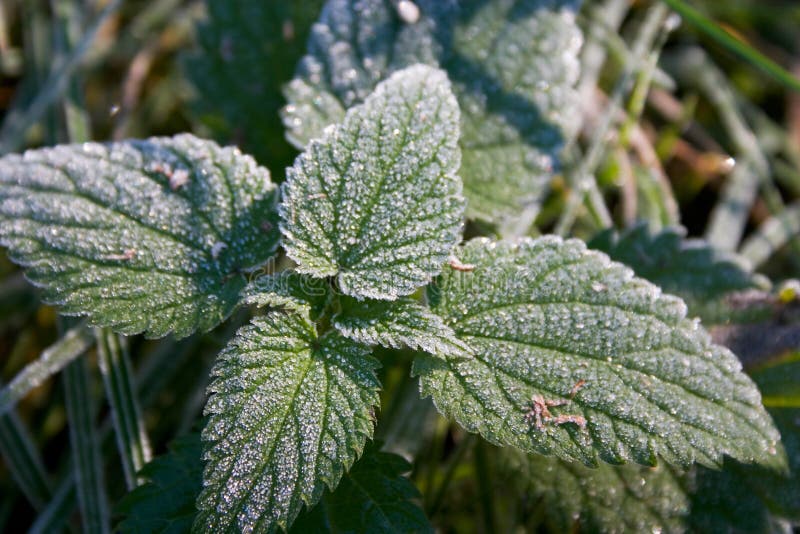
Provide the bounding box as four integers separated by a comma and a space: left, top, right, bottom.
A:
243, 271, 332, 320
0, 134, 280, 338
502, 449, 689, 533
283, 0, 582, 224
683, 411, 800, 532
447, 0, 582, 224
117, 433, 203, 534
186, 1, 324, 167
290, 442, 431, 533
117, 439, 430, 534
415, 237, 781, 467
504, 436, 797, 534
196, 310, 380, 532
589, 225, 766, 324
280, 64, 464, 300
332, 296, 472, 358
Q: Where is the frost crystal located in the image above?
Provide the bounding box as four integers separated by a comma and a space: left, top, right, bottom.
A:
0, 134, 280, 338
280, 64, 465, 300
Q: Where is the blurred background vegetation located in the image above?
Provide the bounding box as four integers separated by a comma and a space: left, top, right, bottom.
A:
2, 0, 800, 531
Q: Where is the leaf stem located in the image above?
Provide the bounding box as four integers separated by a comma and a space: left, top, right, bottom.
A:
27, 473, 77, 534
474, 439, 496, 533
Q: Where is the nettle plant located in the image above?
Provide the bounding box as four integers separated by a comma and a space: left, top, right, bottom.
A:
0, 0, 796, 532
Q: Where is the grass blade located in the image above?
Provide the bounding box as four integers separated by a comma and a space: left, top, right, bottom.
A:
0, 408, 51, 510
740, 200, 800, 268
63, 357, 109, 534
27, 473, 76, 534
0, 0, 120, 154
556, 2, 670, 235
95, 328, 152, 490
665, 47, 788, 251
0, 322, 93, 417
660, 0, 800, 93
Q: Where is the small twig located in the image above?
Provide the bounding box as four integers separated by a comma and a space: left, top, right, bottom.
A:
448, 256, 475, 272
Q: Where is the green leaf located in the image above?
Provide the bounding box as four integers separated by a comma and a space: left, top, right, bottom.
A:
117, 433, 203, 534
332, 296, 472, 358
0, 134, 280, 338
496, 359, 800, 531
185, 1, 324, 167
589, 225, 767, 324
117, 439, 431, 534
502, 449, 689, 533
280, 64, 465, 300
290, 442, 432, 533
686, 460, 778, 533
728, 408, 800, 522
196, 310, 380, 532
243, 271, 332, 320
415, 237, 781, 467
503, 442, 794, 533
283, 0, 583, 225
684, 410, 800, 531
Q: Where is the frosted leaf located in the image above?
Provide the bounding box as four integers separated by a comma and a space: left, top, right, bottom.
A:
333, 297, 472, 358
280, 65, 465, 300
118, 436, 431, 534
290, 442, 432, 533
196, 311, 380, 533
0, 134, 280, 338
243, 272, 332, 320
415, 237, 781, 468
589, 224, 765, 324
283, 0, 582, 225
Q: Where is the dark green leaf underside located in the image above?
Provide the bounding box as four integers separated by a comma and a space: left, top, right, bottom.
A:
504, 438, 797, 534
117, 433, 203, 534
186, 1, 324, 167
502, 448, 689, 533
